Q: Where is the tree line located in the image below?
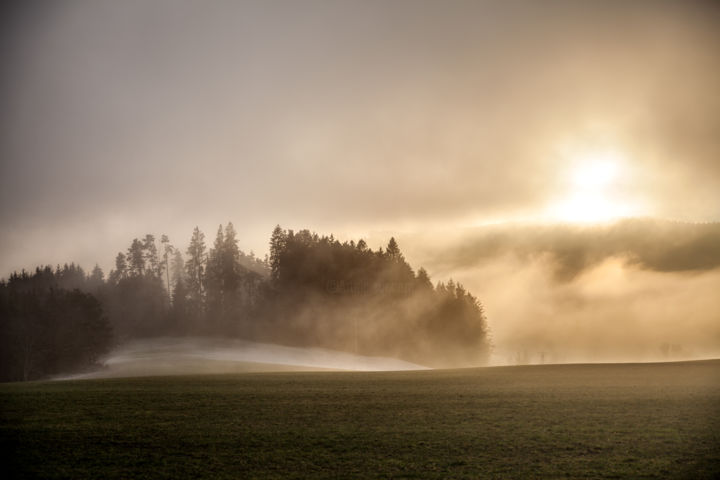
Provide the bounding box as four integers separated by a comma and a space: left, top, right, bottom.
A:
262, 227, 489, 366
0, 223, 489, 380
0, 264, 112, 381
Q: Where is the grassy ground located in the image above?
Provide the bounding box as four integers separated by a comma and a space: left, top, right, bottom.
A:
1, 360, 719, 479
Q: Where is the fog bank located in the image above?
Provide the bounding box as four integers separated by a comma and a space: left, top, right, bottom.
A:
410, 221, 720, 365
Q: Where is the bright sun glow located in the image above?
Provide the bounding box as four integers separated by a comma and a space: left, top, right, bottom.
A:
570, 152, 621, 190
547, 149, 643, 223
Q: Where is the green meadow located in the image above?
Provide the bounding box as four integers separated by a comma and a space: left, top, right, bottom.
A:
2, 360, 719, 479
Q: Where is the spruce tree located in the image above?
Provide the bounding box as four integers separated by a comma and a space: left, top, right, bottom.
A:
127, 239, 145, 277
142, 234, 160, 278
185, 227, 206, 322
269, 225, 286, 284
205, 225, 225, 324
160, 234, 173, 294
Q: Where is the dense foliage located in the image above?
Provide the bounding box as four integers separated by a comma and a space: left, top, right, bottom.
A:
0, 223, 490, 380
262, 227, 489, 366
0, 265, 112, 381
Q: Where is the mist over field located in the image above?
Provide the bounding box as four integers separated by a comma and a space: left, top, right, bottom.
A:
57, 337, 429, 380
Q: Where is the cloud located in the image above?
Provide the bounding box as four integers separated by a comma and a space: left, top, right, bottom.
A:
421, 219, 720, 282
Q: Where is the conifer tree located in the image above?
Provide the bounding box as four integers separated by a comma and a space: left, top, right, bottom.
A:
223, 222, 242, 294
108, 253, 127, 284
416, 267, 433, 290
185, 227, 206, 321
386, 237, 401, 260
269, 225, 286, 283
160, 234, 173, 293
127, 239, 145, 277
205, 225, 225, 323
143, 234, 160, 278
170, 249, 189, 329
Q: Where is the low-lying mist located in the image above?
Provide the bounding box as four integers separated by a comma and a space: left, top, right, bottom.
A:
56, 337, 429, 380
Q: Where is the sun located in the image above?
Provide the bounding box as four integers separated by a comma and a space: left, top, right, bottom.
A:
547, 149, 643, 223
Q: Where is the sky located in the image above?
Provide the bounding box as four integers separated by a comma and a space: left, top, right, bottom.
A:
2, 1, 719, 363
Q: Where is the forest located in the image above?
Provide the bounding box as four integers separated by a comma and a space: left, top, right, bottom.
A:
0, 224, 489, 381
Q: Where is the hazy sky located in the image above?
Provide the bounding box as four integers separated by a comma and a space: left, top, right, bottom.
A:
1, 0, 719, 275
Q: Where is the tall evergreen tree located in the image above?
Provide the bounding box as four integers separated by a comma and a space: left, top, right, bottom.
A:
205, 225, 225, 324
185, 227, 206, 323
386, 237, 401, 261
90, 264, 104, 283
88, 264, 104, 291
160, 234, 173, 294
170, 249, 189, 331
223, 222, 241, 292
108, 253, 127, 284
269, 225, 286, 284
223, 222, 246, 325
171, 250, 186, 298
415, 267, 433, 290
143, 234, 160, 278
127, 239, 145, 277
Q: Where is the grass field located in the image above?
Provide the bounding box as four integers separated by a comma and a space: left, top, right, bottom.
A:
2, 360, 719, 479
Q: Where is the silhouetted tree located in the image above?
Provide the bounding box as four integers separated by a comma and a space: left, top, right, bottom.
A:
185, 227, 207, 327
127, 239, 145, 277
143, 234, 160, 278
160, 234, 173, 294
269, 225, 286, 283
205, 225, 225, 327
415, 267, 433, 291
108, 252, 127, 284
0, 270, 113, 381
386, 237, 400, 260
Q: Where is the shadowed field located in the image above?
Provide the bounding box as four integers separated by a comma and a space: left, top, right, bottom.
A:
2, 360, 719, 479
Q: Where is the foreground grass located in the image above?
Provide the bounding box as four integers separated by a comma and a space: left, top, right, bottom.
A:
1, 361, 719, 479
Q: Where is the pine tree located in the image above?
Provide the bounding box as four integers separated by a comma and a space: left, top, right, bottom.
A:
170, 249, 189, 329
108, 253, 127, 284
185, 227, 206, 321
269, 225, 286, 283
90, 264, 104, 283
386, 237, 401, 261
221, 222, 244, 328
416, 267, 433, 290
205, 225, 225, 324
160, 234, 174, 294
88, 264, 104, 291
446, 279, 456, 297
142, 234, 160, 278
223, 222, 241, 292
127, 239, 145, 277
171, 250, 186, 295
